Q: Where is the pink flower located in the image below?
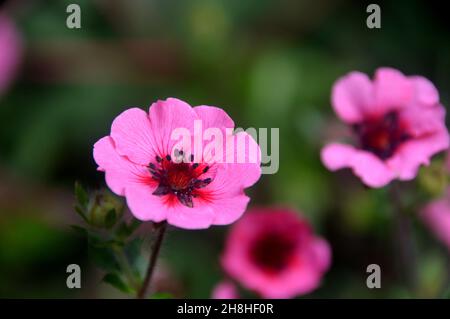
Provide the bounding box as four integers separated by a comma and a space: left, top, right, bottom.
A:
0, 13, 22, 96
321, 67, 449, 188
93, 98, 261, 229
221, 208, 331, 298
421, 190, 450, 252
211, 281, 239, 299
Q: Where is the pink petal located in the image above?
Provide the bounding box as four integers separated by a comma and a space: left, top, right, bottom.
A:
321, 143, 358, 171
210, 194, 250, 225
256, 260, 322, 298
374, 67, 413, 113
125, 185, 168, 222
410, 76, 439, 106
193, 105, 235, 164
110, 108, 158, 166
211, 161, 261, 194
400, 102, 446, 137
260, 236, 331, 298
93, 136, 150, 196
310, 238, 332, 273
421, 197, 450, 251
199, 131, 261, 214
194, 105, 235, 129
230, 131, 261, 173
349, 150, 395, 187
387, 130, 449, 180
148, 98, 198, 157
115, 180, 217, 228
211, 281, 239, 299
165, 202, 215, 229
321, 143, 395, 188
0, 14, 22, 96
331, 71, 373, 123
221, 209, 331, 298
127, 184, 216, 228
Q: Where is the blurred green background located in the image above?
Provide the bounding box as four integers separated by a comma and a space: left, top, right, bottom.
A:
1, 0, 450, 298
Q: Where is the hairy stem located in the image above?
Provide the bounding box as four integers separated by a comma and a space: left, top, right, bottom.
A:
137, 221, 167, 299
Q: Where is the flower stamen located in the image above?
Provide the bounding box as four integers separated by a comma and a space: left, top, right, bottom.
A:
149, 154, 212, 208
353, 111, 411, 160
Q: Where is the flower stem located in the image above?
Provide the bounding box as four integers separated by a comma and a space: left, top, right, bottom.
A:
137, 221, 167, 299
390, 183, 418, 294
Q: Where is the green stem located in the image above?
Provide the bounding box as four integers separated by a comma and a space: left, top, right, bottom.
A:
137, 221, 167, 299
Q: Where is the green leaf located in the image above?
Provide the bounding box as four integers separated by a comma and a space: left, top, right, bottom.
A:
124, 237, 143, 275
86, 232, 102, 246
74, 205, 89, 223
104, 209, 117, 229
151, 292, 173, 299
116, 222, 129, 239
74, 182, 89, 209
116, 219, 142, 239
102, 273, 133, 294
89, 246, 120, 272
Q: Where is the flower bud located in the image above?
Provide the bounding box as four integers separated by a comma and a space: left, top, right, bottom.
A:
89, 192, 124, 228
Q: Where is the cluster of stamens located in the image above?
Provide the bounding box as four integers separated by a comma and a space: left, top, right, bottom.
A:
249, 232, 297, 274
353, 111, 411, 160
148, 150, 212, 208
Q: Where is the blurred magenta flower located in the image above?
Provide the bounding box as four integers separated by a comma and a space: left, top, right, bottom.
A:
321, 67, 449, 188
421, 190, 450, 251
93, 98, 261, 229
211, 281, 239, 299
221, 208, 331, 298
0, 13, 22, 96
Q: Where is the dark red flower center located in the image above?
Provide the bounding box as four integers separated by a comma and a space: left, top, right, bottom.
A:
149, 152, 212, 208
249, 232, 298, 274
353, 111, 410, 160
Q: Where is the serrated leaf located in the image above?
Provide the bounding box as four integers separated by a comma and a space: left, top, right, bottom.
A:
102, 273, 133, 294
74, 182, 89, 209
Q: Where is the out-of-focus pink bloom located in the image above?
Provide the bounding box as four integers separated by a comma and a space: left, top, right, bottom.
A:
221, 208, 331, 298
0, 13, 22, 96
93, 98, 261, 229
421, 190, 450, 251
321, 67, 449, 188
211, 281, 239, 299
